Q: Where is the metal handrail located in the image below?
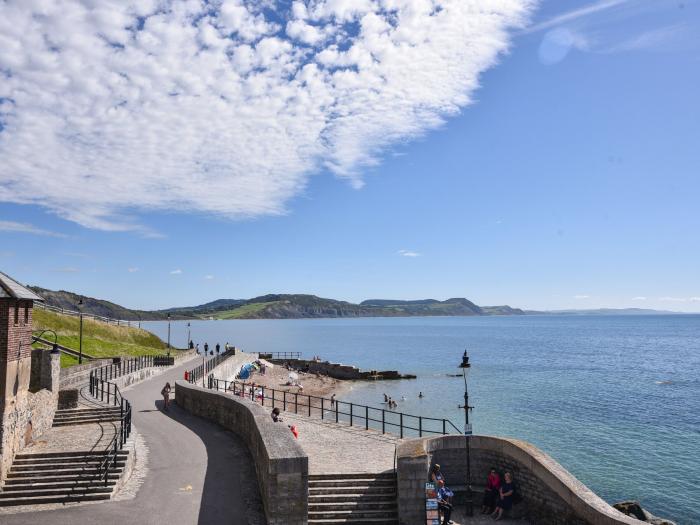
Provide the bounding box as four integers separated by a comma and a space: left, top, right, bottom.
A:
209, 377, 462, 438
92, 355, 174, 385
258, 351, 302, 360
88, 374, 132, 484
185, 349, 236, 384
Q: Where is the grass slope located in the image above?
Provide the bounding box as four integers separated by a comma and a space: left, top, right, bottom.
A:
32, 308, 172, 367
214, 302, 279, 319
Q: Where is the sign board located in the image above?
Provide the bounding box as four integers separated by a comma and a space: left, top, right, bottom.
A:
425, 482, 440, 525
464, 423, 473, 435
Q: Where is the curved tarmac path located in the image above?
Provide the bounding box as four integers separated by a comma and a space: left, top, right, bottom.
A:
2, 358, 266, 525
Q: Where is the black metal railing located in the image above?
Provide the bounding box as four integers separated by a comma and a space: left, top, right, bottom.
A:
93, 355, 174, 382
209, 378, 461, 439
88, 374, 132, 484
259, 351, 302, 361
186, 349, 236, 385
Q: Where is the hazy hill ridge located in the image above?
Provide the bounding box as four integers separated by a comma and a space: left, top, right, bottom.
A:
29, 287, 525, 320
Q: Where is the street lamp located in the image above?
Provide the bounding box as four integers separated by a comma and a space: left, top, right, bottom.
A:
458, 349, 474, 517
77, 299, 84, 365
167, 313, 171, 356
33, 329, 60, 355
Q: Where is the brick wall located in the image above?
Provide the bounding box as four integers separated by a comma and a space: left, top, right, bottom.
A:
0, 299, 33, 363
396, 435, 645, 525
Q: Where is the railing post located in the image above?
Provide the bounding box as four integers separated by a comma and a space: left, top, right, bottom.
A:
295, 393, 298, 414
271, 388, 275, 408
443, 419, 446, 435
284, 391, 287, 411
419, 416, 422, 437
335, 402, 339, 423
261, 386, 265, 407
382, 410, 386, 434
308, 395, 311, 417
400, 413, 404, 439
321, 397, 324, 419
350, 403, 353, 426
366, 406, 369, 430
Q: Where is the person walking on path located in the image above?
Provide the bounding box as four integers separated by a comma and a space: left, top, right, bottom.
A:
161, 382, 172, 411
195, 343, 200, 354
204, 342, 209, 355
330, 393, 336, 408
216, 343, 220, 354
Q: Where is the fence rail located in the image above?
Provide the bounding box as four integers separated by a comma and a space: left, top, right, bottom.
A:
259, 351, 302, 360
209, 378, 461, 439
93, 355, 174, 382
35, 301, 140, 327
185, 348, 236, 385
88, 374, 132, 484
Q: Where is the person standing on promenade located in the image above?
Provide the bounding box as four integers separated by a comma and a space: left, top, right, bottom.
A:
330, 394, 336, 408
195, 343, 200, 354
216, 343, 220, 354
204, 342, 209, 355
161, 382, 172, 411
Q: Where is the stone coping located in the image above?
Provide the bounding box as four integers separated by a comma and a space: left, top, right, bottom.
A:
400, 435, 643, 525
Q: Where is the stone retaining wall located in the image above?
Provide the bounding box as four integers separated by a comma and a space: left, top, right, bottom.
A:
59, 359, 114, 389
397, 435, 644, 525
268, 358, 413, 380
176, 380, 308, 525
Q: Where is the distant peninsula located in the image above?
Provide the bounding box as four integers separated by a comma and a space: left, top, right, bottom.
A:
29, 286, 684, 321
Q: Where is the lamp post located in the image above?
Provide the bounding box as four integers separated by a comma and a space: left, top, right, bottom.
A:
77, 299, 84, 365
167, 313, 171, 356
33, 329, 60, 355
458, 349, 474, 517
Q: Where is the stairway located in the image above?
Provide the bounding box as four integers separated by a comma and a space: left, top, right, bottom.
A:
308, 472, 398, 524
0, 450, 128, 506
52, 407, 122, 427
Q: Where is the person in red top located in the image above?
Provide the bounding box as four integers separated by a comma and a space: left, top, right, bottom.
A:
481, 467, 501, 514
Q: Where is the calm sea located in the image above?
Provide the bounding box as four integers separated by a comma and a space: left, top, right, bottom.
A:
143, 315, 700, 524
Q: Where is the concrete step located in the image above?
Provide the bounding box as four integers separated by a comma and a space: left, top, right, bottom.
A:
308, 519, 398, 524
310, 486, 396, 496
4, 473, 121, 485
309, 479, 396, 488
12, 455, 127, 465
308, 509, 398, 521
53, 419, 121, 427
7, 467, 123, 479
309, 473, 395, 481
0, 480, 117, 491
309, 501, 396, 512
309, 494, 395, 503
11, 461, 126, 472
0, 485, 115, 498
15, 451, 128, 459
55, 408, 122, 414
0, 493, 111, 506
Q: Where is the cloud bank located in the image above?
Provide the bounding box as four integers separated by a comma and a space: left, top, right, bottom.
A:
0, 0, 532, 232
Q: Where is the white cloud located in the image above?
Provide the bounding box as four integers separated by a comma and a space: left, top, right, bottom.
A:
604, 24, 689, 53
538, 27, 590, 65
573, 295, 590, 299
0, 1, 533, 232
398, 250, 421, 258
0, 220, 67, 238
128, 267, 139, 273
204, 275, 214, 280
170, 269, 183, 275
523, 0, 629, 34
631, 296, 646, 301
660, 296, 700, 303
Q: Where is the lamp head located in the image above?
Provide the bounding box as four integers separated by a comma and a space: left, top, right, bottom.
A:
459, 350, 471, 369
51, 343, 60, 355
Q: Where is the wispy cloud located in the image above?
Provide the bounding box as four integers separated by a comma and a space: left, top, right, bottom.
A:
523, 0, 629, 34
204, 275, 214, 280
631, 296, 646, 301
573, 295, 590, 299
659, 296, 700, 302
128, 267, 140, 273
0, 1, 533, 232
0, 220, 67, 238
398, 250, 421, 258
170, 269, 183, 275
604, 24, 689, 53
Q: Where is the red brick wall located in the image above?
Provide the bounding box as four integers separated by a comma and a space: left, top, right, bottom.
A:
0, 299, 34, 364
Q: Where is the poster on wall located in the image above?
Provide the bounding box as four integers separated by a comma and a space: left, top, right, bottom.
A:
425, 482, 439, 525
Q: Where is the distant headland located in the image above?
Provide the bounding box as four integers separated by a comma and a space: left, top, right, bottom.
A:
29, 286, 685, 321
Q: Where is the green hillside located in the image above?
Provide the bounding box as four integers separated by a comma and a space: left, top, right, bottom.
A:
32, 308, 174, 367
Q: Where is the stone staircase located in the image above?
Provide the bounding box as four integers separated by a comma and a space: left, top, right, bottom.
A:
0, 450, 128, 506
308, 472, 398, 524
52, 407, 122, 427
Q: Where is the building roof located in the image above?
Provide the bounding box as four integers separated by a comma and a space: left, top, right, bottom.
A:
0, 271, 44, 301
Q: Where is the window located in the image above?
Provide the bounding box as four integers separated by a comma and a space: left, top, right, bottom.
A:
14, 306, 19, 325
24, 306, 29, 325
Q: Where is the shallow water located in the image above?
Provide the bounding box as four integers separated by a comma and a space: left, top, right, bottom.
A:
144, 314, 700, 524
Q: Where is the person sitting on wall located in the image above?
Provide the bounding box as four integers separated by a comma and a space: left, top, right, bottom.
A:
436, 480, 453, 525
430, 464, 445, 485
481, 467, 501, 514
491, 471, 515, 521
271, 407, 283, 422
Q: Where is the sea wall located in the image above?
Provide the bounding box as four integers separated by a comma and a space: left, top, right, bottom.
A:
396, 435, 644, 525
175, 380, 308, 525
266, 357, 414, 380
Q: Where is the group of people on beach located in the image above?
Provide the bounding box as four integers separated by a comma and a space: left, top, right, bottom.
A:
430, 463, 518, 523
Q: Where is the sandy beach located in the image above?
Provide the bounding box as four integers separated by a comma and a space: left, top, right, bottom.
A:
237, 360, 351, 399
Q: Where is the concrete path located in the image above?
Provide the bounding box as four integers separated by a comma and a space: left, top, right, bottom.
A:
1, 358, 266, 525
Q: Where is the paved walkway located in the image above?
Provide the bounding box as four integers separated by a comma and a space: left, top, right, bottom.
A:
1, 358, 266, 525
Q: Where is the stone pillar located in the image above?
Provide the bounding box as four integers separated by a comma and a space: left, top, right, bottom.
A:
0, 298, 34, 480
40, 349, 60, 392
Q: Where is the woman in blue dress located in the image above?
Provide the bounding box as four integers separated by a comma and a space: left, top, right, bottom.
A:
491, 471, 515, 521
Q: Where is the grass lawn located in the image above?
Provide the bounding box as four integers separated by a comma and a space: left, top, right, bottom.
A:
213, 301, 280, 319
33, 308, 181, 367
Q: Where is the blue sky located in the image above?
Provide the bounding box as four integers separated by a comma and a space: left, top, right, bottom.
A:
1, 0, 699, 312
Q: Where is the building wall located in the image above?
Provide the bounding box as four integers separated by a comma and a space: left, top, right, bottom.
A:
396, 435, 645, 525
